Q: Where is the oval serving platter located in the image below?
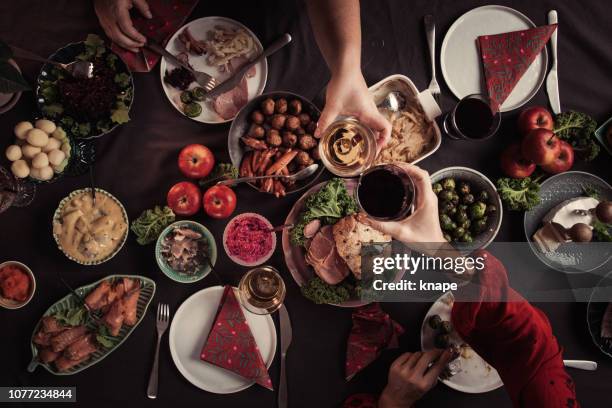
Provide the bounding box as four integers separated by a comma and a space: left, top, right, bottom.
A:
28, 274, 156, 375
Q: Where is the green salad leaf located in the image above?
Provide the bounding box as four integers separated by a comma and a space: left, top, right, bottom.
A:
301, 276, 352, 304
111, 101, 130, 124
53, 307, 87, 326
554, 111, 599, 161
290, 178, 358, 246
77, 34, 106, 61
131, 205, 176, 245
496, 177, 541, 211
96, 325, 119, 348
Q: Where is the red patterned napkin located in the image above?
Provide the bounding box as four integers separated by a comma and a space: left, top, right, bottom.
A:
345, 303, 404, 380
110, 0, 199, 72
200, 285, 273, 390
478, 24, 557, 111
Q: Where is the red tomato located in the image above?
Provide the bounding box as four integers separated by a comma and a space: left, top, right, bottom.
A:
203, 185, 237, 219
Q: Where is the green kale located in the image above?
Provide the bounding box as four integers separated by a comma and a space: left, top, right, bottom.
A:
554, 111, 599, 161
496, 177, 541, 211
301, 276, 352, 304
77, 34, 106, 61
199, 163, 239, 188
130, 205, 175, 245
290, 178, 358, 246
114, 72, 131, 89
110, 101, 130, 124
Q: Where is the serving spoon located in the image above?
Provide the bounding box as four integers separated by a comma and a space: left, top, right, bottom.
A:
378, 91, 406, 112
218, 163, 319, 187
10, 45, 94, 79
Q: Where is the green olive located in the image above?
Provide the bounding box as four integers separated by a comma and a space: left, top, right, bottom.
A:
183, 102, 202, 118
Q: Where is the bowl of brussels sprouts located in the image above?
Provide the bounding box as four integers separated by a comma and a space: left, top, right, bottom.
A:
431, 167, 502, 250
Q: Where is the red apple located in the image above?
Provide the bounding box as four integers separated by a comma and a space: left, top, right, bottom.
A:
167, 181, 201, 216
203, 185, 236, 219
517, 106, 554, 136
178, 144, 215, 179
541, 140, 574, 174
521, 129, 561, 165
500, 144, 536, 178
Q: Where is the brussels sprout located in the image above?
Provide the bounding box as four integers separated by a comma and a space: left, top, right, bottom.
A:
440, 214, 454, 231
462, 193, 475, 205
447, 206, 457, 217
461, 232, 474, 243
456, 210, 469, 223
458, 204, 468, 212
486, 204, 497, 215
458, 182, 471, 195
450, 190, 460, 203
477, 190, 489, 202
443, 233, 452, 242
428, 314, 442, 330
434, 333, 451, 349
453, 227, 466, 238
442, 178, 456, 190
432, 183, 443, 195
180, 90, 192, 104
469, 202, 487, 220
183, 102, 202, 118
191, 87, 206, 101
472, 218, 488, 234
439, 321, 453, 334
459, 219, 471, 230
439, 190, 454, 201
440, 201, 455, 214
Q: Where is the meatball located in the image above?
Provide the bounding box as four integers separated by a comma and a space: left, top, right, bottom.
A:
266, 129, 282, 147
282, 131, 297, 148
288, 99, 302, 115
248, 124, 265, 139
274, 98, 288, 114
251, 110, 265, 125
294, 127, 305, 135
260, 98, 275, 116
306, 121, 317, 135
271, 114, 287, 130
298, 113, 311, 126
285, 115, 300, 131
298, 134, 317, 150
295, 150, 313, 166
311, 145, 321, 161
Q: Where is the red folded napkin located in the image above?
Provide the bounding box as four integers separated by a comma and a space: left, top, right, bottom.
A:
478, 24, 557, 111
345, 303, 404, 380
110, 0, 199, 72
200, 285, 273, 390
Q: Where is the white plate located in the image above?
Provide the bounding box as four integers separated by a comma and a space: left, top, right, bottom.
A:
420, 292, 503, 393
440, 5, 548, 112
159, 16, 268, 124
169, 286, 277, 393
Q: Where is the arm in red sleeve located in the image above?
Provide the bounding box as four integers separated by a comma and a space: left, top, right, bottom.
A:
451, 251, 579, 408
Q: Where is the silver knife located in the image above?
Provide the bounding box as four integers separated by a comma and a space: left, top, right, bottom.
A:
204, 33, 292, 100
545, 10, 561, 114
278, 304, 292, 408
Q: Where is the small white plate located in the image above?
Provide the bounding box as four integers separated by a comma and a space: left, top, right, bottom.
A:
159, 16, 268, 124
169, 286, 276, 393
420, 292, 503, 393
440, 5, 547, 112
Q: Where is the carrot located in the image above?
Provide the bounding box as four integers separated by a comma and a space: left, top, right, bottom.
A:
265, 150, 298, 175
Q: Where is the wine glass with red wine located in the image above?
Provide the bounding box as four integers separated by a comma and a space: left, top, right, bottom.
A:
443, 94, 501, 140
356, 164, 415, 221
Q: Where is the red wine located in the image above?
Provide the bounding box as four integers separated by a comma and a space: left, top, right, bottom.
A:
455, 98, 495, 139
357, 166, 414, 220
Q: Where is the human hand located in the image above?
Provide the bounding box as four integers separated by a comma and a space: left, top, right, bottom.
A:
378, 349, 452, 408
360, 163, 446, 246
315, 67, 391, 152
94, 0, 152, 52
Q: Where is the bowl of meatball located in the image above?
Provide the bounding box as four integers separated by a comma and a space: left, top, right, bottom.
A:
228, 92, 324, 197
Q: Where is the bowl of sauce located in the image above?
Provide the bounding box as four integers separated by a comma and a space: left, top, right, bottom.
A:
0, 261, 36, 309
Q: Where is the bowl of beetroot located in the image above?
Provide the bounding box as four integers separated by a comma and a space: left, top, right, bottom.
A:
223, 213, 277, 267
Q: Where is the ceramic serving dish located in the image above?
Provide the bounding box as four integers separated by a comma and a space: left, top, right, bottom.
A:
223, 212, 276, 267
28, 274, 156, 375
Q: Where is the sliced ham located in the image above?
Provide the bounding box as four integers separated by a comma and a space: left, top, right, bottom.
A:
212, 76, 249, 120
178, 27, 206, 55
229, 55, 257, 78
305, 226, 350, 285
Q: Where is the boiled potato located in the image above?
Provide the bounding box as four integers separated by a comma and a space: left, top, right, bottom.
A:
32, 152, 49, 169
11, 160, 30, 178
5, 145, 22, 161
38, 166, 54, 181
48, 149, 66, 166
61, 142, 70, 155
52, 127, 67, 140
26, 128, 49, 147
29, 167, 42, 180
35, 119, 56, 134
21, 144, 41, 159
14, 121, 33, 140
42, 137, 61, 153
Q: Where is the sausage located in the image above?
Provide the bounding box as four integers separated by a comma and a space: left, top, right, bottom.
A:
273, 180, 286, 198
240, 152, 253, 177
261, 178, 274, 193
257, 149, 276, 175
266, 150, 298, 175
241, 137, 268, 150
251, 150, 262, 172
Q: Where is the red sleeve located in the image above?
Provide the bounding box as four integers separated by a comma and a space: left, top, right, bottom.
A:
451, 251, 579, 408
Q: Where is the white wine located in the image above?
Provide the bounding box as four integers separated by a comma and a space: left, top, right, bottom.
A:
238, 265, 286, 315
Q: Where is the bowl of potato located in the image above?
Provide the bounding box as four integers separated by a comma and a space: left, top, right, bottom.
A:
228, 92, 324, 197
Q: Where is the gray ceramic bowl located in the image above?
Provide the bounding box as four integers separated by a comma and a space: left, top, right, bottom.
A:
227, 91, 324, 195
431, 166, 503, 251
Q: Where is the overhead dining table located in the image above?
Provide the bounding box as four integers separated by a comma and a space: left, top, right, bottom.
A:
0, 1, 610, 407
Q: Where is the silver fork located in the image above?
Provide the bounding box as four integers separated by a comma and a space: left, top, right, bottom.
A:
424, 15, 441, 106
147, 303, 170, 399
146, 40, 217, 92
10, 45, 93, 79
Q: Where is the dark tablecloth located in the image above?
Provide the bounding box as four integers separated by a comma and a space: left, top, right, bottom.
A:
0, 1, 611, 407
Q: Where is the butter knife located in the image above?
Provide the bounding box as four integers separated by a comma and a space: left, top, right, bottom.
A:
278, 304, 292, 408
204, 33, 292, 100
545, 10, 560, 114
